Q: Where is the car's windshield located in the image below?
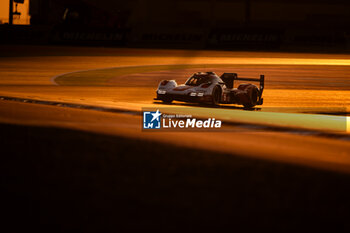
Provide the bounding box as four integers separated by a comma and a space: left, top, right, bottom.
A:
185, 75, 211, 86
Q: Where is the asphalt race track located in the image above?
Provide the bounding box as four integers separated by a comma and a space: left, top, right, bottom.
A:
2, 45, 350, 232
0, 45, 350, 172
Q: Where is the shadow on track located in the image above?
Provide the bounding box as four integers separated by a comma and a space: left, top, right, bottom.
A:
153, 100, 262, 111
2, 123, 350, 233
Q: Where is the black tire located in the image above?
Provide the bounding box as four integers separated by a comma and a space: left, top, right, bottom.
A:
243, 103, 254, 108
162, 96, 173, 104
211, 86, 221, 105
243, 85, 259, 108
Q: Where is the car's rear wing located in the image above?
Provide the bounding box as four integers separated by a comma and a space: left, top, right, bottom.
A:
220, 73, 265, 95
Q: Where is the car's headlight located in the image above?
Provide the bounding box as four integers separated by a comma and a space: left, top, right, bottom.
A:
190, 92, 204, 97
158, 90, 166, 94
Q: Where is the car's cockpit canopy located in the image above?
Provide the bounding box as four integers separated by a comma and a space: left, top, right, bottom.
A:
185, 72, 221, 86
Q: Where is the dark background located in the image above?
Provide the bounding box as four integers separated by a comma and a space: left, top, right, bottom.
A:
2, 0, 350, 52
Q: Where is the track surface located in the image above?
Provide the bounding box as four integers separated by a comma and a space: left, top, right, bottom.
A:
0, 45, 349, 173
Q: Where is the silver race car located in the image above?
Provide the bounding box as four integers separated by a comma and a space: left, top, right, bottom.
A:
154, 72, 264, 108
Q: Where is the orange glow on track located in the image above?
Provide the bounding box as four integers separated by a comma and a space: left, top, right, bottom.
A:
191, 57, 350, 66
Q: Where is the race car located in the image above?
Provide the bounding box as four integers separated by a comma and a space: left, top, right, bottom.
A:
154, 71, 264, 108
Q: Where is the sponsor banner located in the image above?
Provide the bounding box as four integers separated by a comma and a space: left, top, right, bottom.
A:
285, 30, 348, 50
51, 27, 129, 45
129, 28, 206, 48
0, 25, 50, 44
207, 28, 283, 49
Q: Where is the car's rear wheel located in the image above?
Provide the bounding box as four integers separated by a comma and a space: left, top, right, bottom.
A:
241, 85, 259, 108
211, 86, 221, 105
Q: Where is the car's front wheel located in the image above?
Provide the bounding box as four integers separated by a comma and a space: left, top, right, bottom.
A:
211, 86, 221, 105
162, 96, 173, 104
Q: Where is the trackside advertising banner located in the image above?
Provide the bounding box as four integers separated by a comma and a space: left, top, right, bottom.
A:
51, 26, 129, 46
129, 27, 206, 48
207, 28, 283, 49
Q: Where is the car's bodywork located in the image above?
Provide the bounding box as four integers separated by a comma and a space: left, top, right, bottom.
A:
154, 72, 264, 108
